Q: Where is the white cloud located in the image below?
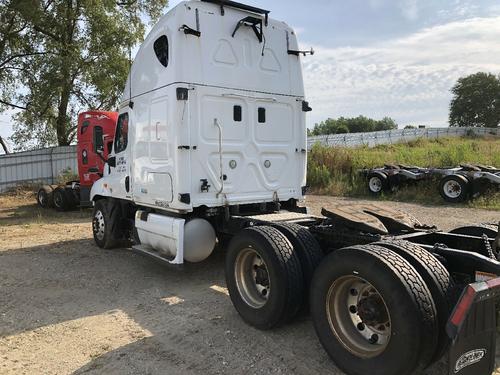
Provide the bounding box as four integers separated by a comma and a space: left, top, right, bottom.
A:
302, 16, 500, 127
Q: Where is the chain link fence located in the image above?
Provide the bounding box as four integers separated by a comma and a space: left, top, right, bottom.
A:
307, 127, 500, 150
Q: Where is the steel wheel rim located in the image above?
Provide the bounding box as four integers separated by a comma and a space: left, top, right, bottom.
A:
443, 180, 461, 198
369, 177, 382, 193
93, 210, 105, 241
234, 248, 270, 308
326, 275, 391, 358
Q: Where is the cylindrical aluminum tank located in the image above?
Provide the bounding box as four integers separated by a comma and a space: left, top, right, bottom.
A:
135, 211, 216, 263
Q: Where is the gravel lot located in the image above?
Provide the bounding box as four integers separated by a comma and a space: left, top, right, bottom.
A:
0, 190, 499, 375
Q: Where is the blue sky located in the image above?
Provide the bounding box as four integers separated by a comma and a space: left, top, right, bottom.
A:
1, 0, 500, 150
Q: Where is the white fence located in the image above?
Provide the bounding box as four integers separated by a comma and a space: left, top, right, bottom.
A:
307, 127, 500, 150
0, 146, 77, 193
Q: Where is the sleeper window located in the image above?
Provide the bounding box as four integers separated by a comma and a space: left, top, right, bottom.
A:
258, 107, 266, 123
154, 35, 169, 67
233, 105, 242, 122
114, 113, 129, 154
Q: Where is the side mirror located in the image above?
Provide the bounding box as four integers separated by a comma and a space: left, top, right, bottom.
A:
107, 156, 116, 168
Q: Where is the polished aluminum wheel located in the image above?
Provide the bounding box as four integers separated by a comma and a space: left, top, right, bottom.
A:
234, 248, 270, 308
326, 275, 391, 358
93, 210, 105, 241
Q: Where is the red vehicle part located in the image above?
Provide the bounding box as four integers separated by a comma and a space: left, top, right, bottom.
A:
76, 111, 118, 205
446, 278, 500, 375
37, 111, 118, 211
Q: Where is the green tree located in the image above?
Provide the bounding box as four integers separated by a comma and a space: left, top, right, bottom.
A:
1, 0, 168, 150
449, 72, 500, 128
0, 0, 41, 111
309, 116, 398, 136
375, 116, 398, 131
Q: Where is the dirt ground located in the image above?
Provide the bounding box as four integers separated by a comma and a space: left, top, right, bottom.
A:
0, 189, 499, 375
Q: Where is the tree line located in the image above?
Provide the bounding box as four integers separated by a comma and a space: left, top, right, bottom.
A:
308, 116, 398, 136
309, 72, 500, 136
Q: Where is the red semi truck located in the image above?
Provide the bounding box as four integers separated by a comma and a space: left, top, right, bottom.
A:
36, 111, 117, 211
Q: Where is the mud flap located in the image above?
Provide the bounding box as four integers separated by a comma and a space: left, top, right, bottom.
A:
447, 280, 500, 375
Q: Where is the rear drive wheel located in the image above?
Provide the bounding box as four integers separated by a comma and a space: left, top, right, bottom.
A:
439, 174, 469, 203
374, 239, 455, 365
36, 186, 54, 208
367, 172, 389, 195
225, 226, 304, 329
92, 199, 121, 249
310, 244, 438, 375
53, 187, 69, 211
271, 223, 323, 289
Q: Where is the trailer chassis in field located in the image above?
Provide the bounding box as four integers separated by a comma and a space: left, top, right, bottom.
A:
363, 163, 500, 203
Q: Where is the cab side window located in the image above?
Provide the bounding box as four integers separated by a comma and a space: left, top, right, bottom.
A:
154, 35, 169, 67
93, 126, 104, 154
114, 113, 129, 154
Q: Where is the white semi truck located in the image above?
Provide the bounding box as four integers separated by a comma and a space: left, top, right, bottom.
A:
90, 1, 500, 374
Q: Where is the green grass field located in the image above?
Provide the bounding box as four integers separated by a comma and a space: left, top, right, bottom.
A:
307, 136, 500, 210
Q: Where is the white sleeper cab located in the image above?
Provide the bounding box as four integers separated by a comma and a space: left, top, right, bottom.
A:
91, 0, 311, 263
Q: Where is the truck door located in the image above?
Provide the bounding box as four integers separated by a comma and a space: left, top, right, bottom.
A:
107, 111, 132, 199
133, 94, 175, 208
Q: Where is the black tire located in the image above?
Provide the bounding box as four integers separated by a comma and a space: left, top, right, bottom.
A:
36, 187, 53, 208
53, 187, 69, 211
449, 224, 498, 239
374, 239, 455, 364
225, 226, 304, 330
271, 223, 323, 290
272, 222, 324, 314
439, 174, 469, 203
92, 199, 122, 249
310, 244, 438, 375
367, 172, 389, 195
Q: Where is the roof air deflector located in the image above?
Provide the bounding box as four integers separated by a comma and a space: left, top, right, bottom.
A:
201, 0, 270, 25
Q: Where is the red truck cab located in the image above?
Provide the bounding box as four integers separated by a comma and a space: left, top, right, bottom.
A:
77, 111, 118, 204
37, 111, 118, 210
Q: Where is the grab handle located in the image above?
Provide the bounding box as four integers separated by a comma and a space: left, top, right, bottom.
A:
214, 118, 224, 197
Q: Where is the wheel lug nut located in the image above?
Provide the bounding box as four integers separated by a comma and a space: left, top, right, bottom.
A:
357, 323, 365, 331
369, 334, 378, 344
349, 305, 357, 314
350, 288, 358, 296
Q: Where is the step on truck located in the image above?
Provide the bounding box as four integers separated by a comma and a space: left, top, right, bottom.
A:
37, 111, 117, 211
89, 1, 500, 374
